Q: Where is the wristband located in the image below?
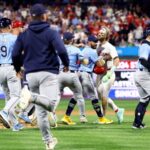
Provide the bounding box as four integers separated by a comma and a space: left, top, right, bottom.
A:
110, 66, 116, 73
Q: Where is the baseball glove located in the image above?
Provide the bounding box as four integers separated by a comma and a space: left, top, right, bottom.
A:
93, 65, 107, 74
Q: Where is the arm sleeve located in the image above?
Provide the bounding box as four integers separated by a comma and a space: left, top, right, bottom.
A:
139, 58, 150, 70
90, 51, 99, 63
139, 44, 149, 60
12, 34, 23, 73
110, 46, 118, 59
51, 31, 69, 67
139, 44, 150, 70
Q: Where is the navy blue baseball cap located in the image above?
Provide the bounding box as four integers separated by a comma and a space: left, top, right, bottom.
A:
63, 32, 74, 40
30, 3, 47, 16
0, 18, 11, 28
88, 35, 98, 43
144, 27, 150, 38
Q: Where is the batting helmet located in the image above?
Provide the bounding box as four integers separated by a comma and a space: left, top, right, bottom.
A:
0, 18, 11, 28
12, 20, 23, 28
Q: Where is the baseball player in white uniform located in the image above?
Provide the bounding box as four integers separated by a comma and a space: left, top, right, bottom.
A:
0, 18, 24, 131
96, 26, 124, 123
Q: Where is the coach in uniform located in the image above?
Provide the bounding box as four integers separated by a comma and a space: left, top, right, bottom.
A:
132, 27, 150, 129
12, 3, 69, 150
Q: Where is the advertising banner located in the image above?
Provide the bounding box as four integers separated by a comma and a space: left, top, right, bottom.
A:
116, 46, 139, 57
109, 59, 140, 99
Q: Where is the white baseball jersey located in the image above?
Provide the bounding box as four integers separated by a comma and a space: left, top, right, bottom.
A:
96, 41, 118, 97
101, 41, 118, 69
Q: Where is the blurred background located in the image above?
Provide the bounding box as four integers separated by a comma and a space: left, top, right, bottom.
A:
0, 0, 150, 100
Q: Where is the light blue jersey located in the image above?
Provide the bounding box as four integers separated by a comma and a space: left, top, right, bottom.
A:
0, 33, 17, 64
60, 44, 84, 71
137, 43, 150, 69
79, 46, 99, 72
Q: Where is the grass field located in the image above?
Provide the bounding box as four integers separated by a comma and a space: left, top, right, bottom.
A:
0, 99, 150, 150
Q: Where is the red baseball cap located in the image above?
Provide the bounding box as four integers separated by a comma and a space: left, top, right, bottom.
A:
12, 20, 23, 28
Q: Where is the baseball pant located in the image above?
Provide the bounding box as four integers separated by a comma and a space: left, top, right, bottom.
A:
79, 71, 98, 100
134, 70, 150, 102
58, 71, 85, 116
26, 71, 59, 143
96, 72, 115, 98
0, 65, 21, 126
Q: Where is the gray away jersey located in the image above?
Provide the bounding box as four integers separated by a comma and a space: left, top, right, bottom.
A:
0, 33, 17, 64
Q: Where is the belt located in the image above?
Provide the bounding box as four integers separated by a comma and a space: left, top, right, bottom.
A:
70, 70, 77, 73
139, 68, 149, 72
0, 64, 12, 67
79, 70, 92, 74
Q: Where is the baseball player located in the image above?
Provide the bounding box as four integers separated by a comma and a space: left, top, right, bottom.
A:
0, 17, 24, 131
11, 20, 33, 123
96, 26, 124, 123
132, 27, 150, 129
12, 4, 69, 150
62, 35, 113, 124
59, 32, 88, 125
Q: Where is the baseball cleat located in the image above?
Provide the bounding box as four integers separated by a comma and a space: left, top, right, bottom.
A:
116, 108, 125, 124
18, 113, 31, 123
12, 123, 24, 132
98, 117, 113, 124
61, 115, 76, 125
0, 110, 10, 128
132, 123, 147, 129
46, 137, 58, 150
80, 115, 88, 123
19, 86, 32, 110
49, 112, 58, 128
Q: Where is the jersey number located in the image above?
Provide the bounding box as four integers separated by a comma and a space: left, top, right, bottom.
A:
0, 46, 7, 57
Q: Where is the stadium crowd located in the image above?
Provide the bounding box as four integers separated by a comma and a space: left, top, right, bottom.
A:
0, 1, 150, 47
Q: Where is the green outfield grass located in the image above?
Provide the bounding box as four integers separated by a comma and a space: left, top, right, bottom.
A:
0, 99, 150, 150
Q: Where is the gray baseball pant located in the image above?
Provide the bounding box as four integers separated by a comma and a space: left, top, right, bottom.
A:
0, 65, 21, 126
26, 71, 60, 143
58, 71, 85, 116
134, 70, 150, 102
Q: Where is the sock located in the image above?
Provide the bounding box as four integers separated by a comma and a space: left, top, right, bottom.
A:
8, 111, 19, 126
3, 97, 19, 113
108, 98, 118, 112
91, 99, 103, 117
134, 101, 149, 125
77, 98, 86, 117
66, 98, 77, 116
27, 104, 35, 116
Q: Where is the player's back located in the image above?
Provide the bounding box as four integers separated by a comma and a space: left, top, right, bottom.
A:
0, 33, 17, 64
65, 44, 83, 71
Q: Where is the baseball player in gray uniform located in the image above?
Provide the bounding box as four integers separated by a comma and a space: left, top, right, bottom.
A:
0, 18, 24, 131
59, 32, 88, 125
63, 35, 113, 124
12, 4, 69, 150
132, 27, 150, 129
